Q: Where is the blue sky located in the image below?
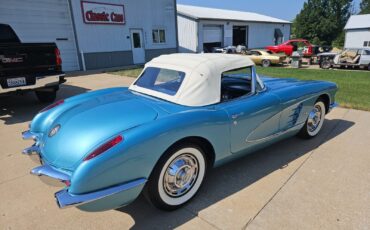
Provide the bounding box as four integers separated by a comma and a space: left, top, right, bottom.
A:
177, 0, 361, 21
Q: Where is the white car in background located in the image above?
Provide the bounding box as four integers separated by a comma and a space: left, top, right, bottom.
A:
318, 48, 370, 70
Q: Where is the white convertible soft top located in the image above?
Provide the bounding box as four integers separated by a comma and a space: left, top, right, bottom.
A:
129, 53, 255, 107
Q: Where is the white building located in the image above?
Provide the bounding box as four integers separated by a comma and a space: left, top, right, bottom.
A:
344, 14, 370, 49
0, 0, 178, 71
177, 4, 291, 53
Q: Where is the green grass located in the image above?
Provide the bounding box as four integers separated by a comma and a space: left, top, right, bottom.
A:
256, 67, 370, 111
109, 67, 370, 111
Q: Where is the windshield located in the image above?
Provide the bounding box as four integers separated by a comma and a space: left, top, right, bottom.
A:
134, 67, 186, 96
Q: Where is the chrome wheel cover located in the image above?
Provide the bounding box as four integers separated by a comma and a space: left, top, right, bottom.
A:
163, 154, 199, 197
307, 104, 323, 133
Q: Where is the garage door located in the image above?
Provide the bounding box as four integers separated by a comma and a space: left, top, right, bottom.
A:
203, 25, 223, 43
0, 0, 80, 71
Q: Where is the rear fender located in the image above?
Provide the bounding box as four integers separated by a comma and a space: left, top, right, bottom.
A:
68, 109, 230, 195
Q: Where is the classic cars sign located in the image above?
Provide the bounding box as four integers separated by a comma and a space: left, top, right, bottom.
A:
81, 1, 125, 25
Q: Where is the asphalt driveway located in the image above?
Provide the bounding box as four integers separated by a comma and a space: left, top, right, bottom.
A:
1, 73, 369, 229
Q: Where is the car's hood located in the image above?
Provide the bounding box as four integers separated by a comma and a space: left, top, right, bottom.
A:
36, 89, 159, 170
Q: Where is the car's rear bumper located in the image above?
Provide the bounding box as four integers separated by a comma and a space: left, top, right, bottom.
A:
55, 178, 147, 209
0, 73, 65, 93
23, 130, 146, 211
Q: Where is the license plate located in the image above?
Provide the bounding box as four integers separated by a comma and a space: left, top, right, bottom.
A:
7, 77, 26, 87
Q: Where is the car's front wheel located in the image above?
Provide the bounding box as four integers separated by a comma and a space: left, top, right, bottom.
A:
144, 143, 207, 211
298, 100, 326, 139
320, 60, 331, 69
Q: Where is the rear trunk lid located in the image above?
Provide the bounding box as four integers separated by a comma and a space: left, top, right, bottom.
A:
40, 91, 159, 170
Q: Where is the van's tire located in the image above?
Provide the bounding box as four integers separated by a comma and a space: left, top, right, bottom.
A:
143, 143, 207, 211
35, 89, 57, 103
368, 64, 370, 71
298, 100, 326, 139
261, 59, 271, 67
320, 60, 331, 69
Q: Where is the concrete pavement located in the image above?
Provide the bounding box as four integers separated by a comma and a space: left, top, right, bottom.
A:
0, 73, 369, 229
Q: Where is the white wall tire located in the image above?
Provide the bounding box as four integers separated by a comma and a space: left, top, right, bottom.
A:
298, 100, 326, 139
144, 143, 207, 210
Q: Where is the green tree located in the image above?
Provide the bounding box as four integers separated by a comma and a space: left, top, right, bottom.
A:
360, 0, 370, 14
293, 0, 353, 46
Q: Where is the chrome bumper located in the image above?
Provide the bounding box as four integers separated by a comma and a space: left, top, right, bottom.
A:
22, 130, 41, 155
0, 74, 64, 93
31, 165, 71, 182
23, 130, 147, 209
55, 178, 147, 209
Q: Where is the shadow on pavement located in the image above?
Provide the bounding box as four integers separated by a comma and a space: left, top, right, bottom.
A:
0, 84, 89, 125
118, 118, 354, 229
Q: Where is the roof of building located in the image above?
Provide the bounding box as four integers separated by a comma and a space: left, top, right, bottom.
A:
344, 14, 370, 30
177, 4, 291, 24
129, 54, 257, 107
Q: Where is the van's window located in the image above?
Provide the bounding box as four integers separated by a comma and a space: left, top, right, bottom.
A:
134, 67, 185, 96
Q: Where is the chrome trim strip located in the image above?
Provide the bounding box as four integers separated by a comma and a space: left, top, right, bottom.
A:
22, 145, 40, 155
55, 178, 147, 209
31, 165, 71, 182
22, 130, 36, 140
0, 74, 62, 93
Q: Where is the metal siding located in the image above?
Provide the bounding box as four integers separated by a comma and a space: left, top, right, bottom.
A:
177, 15, 198, 53
196, 20, 291, 51
145, 48, 178, 61
84, 51, 133, 70
345, 30, 370, 48
248, 22, 290, 48
70, 0, 177, 54
0, 0, 80, 71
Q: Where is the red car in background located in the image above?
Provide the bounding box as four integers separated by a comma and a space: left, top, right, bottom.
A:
266, 39, 313, 57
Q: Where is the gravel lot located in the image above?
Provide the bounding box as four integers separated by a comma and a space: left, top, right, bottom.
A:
1, 73, 369, 229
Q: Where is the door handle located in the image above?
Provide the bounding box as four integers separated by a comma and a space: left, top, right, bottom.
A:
231, 112, 244, 119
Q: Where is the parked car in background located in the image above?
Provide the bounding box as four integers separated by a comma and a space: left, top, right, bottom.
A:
266, 39, 314, 57
24, 54, 337, 212
318, 48, 370, 70
212, 46, 237, 54
245, 49, 286, 67
0, 24, 65, 102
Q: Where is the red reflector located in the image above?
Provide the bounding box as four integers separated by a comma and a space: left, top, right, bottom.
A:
39, 99, 64, 113
64, 180, 71, 187
84, 135, 123, 161
55, 48, 62, 66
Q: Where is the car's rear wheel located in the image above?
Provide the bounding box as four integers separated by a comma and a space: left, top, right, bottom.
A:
144, 143, 207, 211
261, 59, 271, 67
298, 100, 326, 139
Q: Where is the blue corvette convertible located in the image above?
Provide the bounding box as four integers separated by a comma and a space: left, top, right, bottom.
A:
22, 54, 337, 211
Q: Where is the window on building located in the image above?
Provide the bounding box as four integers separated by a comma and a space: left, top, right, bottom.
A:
152, 29, 166, 44
364, 41, 368, 47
